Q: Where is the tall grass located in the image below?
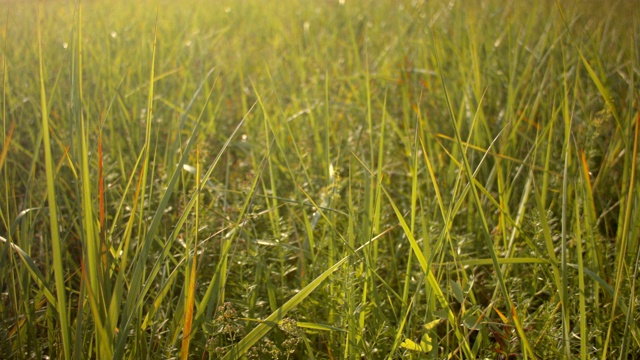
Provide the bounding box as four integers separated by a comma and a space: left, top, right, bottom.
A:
0, 0, 638, 358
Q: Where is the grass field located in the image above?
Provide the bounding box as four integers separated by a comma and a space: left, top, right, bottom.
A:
0, 0, 639, 358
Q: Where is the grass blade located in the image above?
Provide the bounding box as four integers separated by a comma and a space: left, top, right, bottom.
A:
37, 6, 70, 359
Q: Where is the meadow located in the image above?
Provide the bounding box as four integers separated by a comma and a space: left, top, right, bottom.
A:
0, 0, 639, 358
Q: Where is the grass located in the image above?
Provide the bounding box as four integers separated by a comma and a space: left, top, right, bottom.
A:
0, 0, 639, 358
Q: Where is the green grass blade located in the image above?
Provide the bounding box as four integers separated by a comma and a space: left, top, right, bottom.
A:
37, 7, 71, 359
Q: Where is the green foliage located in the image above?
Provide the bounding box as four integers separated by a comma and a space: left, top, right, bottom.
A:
0, 0, 638, 358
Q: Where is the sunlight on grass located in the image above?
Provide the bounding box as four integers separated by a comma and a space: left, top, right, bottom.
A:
0, 0, 638, 358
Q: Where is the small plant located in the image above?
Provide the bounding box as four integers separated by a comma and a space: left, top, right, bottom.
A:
278, 318, 303, 356
204, 302, 245, 358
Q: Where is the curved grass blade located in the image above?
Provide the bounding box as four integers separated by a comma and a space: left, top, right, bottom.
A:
0, 235, 58, 311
